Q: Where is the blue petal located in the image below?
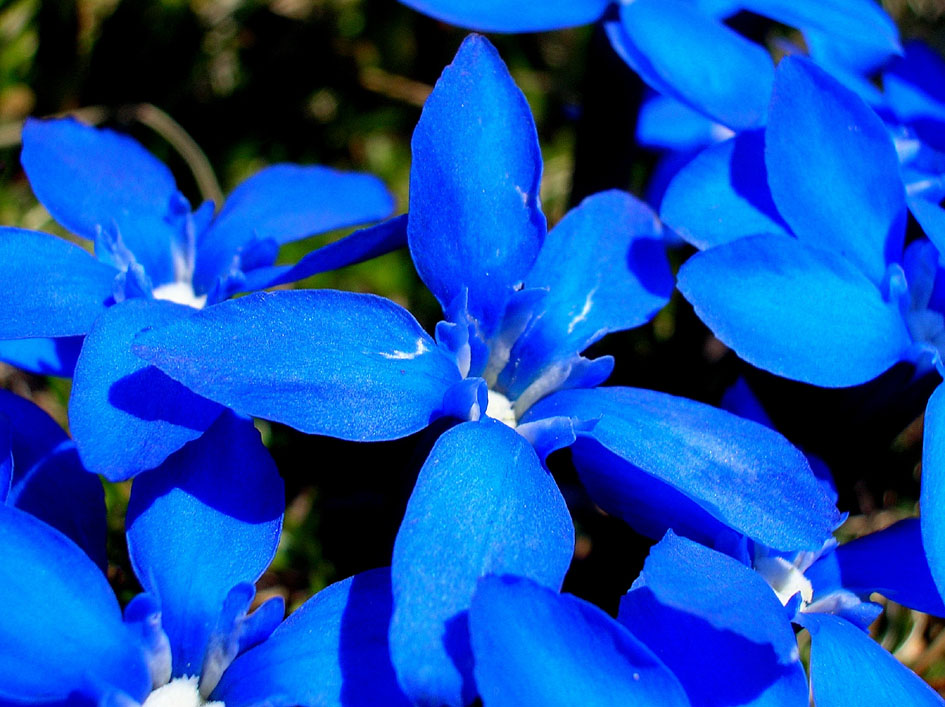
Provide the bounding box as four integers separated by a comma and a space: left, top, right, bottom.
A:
884, 41, 945, 126
502, 190, 672, 395
766, 57, 906, 284
70, 299, 225, 480
525, 387, 841, 551
408, 35, 546, 340
619, 532, 808, 707
660, 131, 790, 250
0, 504, 150, 704
126, 411, 284, 680
636, 93, 732, 152
252, 214, 408, 291
922, 383, 945, 601
0, 227, 116, 338
0, 416, 10, 502
743, 0, 900, 59
0, 389, 67, 470
193, 164, 395, 294
799, 612, 944, 706
215, 568, 410, 707
909, 198, 945, 258
614, 0, 773, 130
806, 519, 945, 617
133, 290, 461, 440
396, 0, 607, 31
389, 420, 573, 706
0, 336, 82, 377
21, 117, 181, 285
677, 234, 912, 387
470, 575, 690, 707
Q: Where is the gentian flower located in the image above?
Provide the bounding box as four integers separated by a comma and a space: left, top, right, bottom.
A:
659, 54, 945, 602
397, 0, 899, 131
135, 34, 839, 706
0, 116, 401, 479
619, 529, 945, 706
0, 409, 411, 706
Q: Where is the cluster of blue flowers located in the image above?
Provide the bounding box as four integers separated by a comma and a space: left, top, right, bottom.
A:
3, 0, 945, 704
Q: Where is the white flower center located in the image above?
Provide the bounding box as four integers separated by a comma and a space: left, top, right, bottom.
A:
755, 555, 814, 607
152, 281, 207, 309
141, 677, 224, 707
486, 389, 517, 428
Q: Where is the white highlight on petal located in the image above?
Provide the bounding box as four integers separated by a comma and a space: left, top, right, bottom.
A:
141, 677, 224, 707
152, 281, 207, 310
567, 287, 596, 335
755, 555, 814, 606
378, 338, 429, 360
486, 389, 517, 428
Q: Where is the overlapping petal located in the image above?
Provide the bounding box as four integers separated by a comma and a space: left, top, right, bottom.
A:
660, 131, 790, 249
70, 299, 225, 480
470, 575, 690, 707
767, 57, 906, 284
921, 384, 945, 600
126, 412, 284, 679
396, 0, 607, 32
614, 0, 773, 130
0, 227, 116, 339
390, 420, 573, 707
193, 165, 395, 294
0, 505, 150, 704
799, 612, 945, 706
21, 117, 180, 285
408, 34, 546, 340
619, 532, 808, 706
525, 387, 841, 550
678, 234, 913, 387
502, 190, 672, 395
636, 94, 731, 152
0, 336, 83, 377
215, 568, 410, 707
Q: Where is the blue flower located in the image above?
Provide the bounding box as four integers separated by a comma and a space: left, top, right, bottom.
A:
135, 35, 839, 706
619, 529, 945, 706
0, 116, 401, 480
397, 0, 899, 131
0, 409, 411, 706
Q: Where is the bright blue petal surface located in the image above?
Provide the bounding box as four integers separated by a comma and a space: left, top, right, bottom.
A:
678, 234, 912, 387
526, 387, 841, 551
134, 290, 461, 440
922, 383, 945, 600
0, 505, 150, 704
806, 519, 945, 616
9, 443, 106, 571
216, 568, 410, 707
503, 190, 671, 394
193, 164, 395, 293
766, 57, 906, 284
616, 0, 773, 130
408, 35, 546, 339
660, 131, 790, 249
800, 612, 944, 706
619, 532, 808, 707
0, 227, 116, 338
70, 299, 225, 480
21, 118, 180, 284
909, 198, 945, 258
256, 214, 408, 290
0, 336, 82, 377
471, 575, 690, 707
126, 411, 284, 679
397, 0, 607, 31
743, 0, 900, 58
390, 420, 573, 707
636, 93, 731, 152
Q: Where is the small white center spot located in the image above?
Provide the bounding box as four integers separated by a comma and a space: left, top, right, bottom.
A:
755, 556, 814, 607
152, 281, 207, 310
486, 389, 517, 428
141, 677, 224, 707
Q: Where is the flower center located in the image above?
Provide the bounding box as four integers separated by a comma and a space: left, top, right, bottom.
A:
141, 677, 224, 707
152, 281, 208, 309
755, 555, 814, 607
486, 389, 517, 428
